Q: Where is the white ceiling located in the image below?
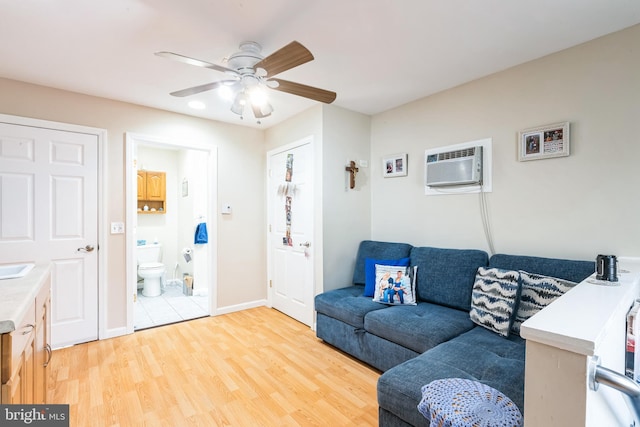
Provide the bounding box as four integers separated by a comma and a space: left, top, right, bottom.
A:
1, 0, 639, 129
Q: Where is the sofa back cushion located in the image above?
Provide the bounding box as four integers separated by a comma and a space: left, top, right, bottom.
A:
410, 247, 489, 311
352, 240, 413, 285
488, 254, 594, 284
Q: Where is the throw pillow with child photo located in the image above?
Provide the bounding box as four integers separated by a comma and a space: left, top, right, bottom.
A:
372, 264, 417, 305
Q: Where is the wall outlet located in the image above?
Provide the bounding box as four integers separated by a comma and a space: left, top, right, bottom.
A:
221, 204, 232, 215
111, 222, 125, 234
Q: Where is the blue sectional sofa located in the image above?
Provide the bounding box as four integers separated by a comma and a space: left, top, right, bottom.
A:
314, 241, 595, 426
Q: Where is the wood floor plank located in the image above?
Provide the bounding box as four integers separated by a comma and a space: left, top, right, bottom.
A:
48, 307, 380, 426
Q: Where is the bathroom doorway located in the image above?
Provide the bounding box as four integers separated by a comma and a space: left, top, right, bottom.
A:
124, 133, 217, 333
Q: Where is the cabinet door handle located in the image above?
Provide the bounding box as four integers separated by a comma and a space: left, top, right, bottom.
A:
44, 344, 52, 367
21, 324, 35, 335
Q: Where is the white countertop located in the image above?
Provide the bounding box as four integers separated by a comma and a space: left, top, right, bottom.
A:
0, 263, 51, 334
521, 257, 640, 356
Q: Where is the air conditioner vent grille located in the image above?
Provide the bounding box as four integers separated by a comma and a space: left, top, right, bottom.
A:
425, 145, 483, 187
437, 147, 476, 161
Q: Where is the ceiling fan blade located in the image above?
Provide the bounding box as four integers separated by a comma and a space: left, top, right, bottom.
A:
155, 51, 238, 75
269, 78, 336, 104
253, 41, 314, 77
170, 80, 234, 97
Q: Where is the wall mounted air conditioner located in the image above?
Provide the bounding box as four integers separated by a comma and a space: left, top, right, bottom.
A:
425, 146, 483, 187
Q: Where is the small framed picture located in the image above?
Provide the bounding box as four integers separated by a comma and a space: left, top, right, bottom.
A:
518, 122, 570, 161
383, 153, 408, 177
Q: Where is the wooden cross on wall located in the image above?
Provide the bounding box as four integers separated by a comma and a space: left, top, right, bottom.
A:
345, 160, 359, 189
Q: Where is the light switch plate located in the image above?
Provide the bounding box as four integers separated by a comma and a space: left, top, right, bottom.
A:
111, 222, 125, 234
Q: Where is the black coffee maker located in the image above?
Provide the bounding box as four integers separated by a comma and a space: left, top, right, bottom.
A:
596, 254, 618, 282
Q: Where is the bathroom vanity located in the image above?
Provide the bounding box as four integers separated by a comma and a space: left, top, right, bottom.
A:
0, 263, 51, 404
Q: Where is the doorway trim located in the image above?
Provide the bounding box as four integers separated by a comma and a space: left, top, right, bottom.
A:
125, 132, 218, 334
0, 113, 107, 341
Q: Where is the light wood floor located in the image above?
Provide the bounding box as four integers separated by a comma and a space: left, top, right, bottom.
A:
48, 307, 380, 426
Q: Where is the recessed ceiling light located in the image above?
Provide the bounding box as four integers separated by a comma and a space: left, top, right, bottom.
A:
188, 100, 206, 110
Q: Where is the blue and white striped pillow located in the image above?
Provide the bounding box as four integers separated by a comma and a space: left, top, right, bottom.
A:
511, 271, 577, 334
470, 267, 521, 337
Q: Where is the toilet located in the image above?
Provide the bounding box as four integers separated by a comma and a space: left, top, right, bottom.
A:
137, 243, 165, 297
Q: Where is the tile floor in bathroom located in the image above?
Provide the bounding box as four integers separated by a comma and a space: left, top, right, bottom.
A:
135, 281, 209, 330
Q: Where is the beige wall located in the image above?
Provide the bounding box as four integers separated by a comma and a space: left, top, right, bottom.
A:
321, 105, 371, 291
0, 78, 266, 331
370, 24, 640, 260
2, 23, 638, 335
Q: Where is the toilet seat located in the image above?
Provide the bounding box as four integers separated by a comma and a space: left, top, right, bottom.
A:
139, 262, 164, 270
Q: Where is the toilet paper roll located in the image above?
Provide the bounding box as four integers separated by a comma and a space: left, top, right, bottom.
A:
182, 247, 193, 263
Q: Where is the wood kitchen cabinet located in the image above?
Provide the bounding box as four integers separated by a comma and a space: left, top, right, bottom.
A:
0, 270, 51, 404
34, 281, 51, 404
137, 170, 166, 213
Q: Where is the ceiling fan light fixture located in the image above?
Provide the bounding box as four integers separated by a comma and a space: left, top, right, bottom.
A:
159, 40, 336, 122
258, 102, 273, 117
249, 86, 268, 107
230, 91, 247, 115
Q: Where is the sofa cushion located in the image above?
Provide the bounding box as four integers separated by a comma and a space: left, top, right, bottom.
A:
373, 265, 417, 305
352, 241, 413, 286
470, 267, 521, 337
314, 285, 387, 328
410, 247, 489, 310
364, 302, 475, 354
316, 313, 421, 372
488, 254, 594, 284
377, 327, 525, 426
363, 256, 410, 297
512, 271, 578, 334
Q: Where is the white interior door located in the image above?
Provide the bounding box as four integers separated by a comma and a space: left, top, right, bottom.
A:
268, 140, 314, 326
0, 122, 99, 348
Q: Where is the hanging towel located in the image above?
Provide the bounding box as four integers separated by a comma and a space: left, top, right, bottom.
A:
194, 222, 208, 244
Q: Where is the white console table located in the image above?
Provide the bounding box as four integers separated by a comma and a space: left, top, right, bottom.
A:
521, 257, 640, 426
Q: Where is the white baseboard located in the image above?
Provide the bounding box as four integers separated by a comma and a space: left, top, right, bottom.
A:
100, 301, 268, 341
213, 299, 268, 316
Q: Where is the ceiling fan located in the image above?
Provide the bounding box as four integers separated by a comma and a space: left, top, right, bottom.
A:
155, 41, 336, 121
